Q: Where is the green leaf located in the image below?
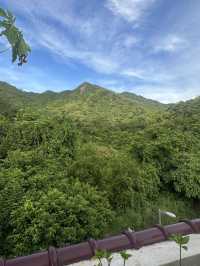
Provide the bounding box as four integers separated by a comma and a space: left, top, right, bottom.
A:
12, 44, 18, 63
0, 8, 7, 18
6, 9, 15, 20
3, 26, 19, 46
94, 249, 106, 259
104, 251, 112, 259
104, 250, 113, 263
170, 234, 190, 253
0, 7, 30, 64
120, 251, 132, 260
181, 236, 190, 245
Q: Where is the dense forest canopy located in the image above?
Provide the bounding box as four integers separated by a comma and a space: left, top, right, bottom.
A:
0, 81, 200, 258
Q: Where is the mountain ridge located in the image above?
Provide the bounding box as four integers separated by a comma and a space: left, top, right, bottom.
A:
1, 80, 199, 106
0, 81, 165, 117
0, 80, 162, 102
1, 81, 200, 120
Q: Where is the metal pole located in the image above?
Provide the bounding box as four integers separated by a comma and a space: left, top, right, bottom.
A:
159, 209, 162, 225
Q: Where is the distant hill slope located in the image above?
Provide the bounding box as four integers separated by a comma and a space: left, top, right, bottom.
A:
121, 91, 165, 109
169, 96, 200, 116
0, 81, 70, 116
0, 81, 165, 116
165, 96, 200, 134
1, 80, 199, 128
0, 81, 32, 116
44, 82, 167, 135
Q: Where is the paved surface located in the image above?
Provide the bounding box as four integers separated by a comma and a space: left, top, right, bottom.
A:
69, 234, 200, 266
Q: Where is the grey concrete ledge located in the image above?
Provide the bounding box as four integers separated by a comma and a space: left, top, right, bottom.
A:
70, 234, 200, 266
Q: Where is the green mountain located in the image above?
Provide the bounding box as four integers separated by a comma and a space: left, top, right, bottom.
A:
0, 80, 200, 258
121, 91, 164, 109
47, 82, 163, 119
0, 81, 31, 116
0, 81, 70, 116
0, 81, 165, 115
0, 81, 166, 148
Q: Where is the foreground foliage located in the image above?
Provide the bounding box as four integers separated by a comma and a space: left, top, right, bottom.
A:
93, 250, 131, 266
0, 7, 30, 65
170, 234, 190, 266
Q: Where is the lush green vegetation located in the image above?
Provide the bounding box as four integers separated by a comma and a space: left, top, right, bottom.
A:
0, 81, 199, 258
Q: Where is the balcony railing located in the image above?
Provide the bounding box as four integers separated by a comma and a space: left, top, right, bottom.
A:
0, 218, 199, 266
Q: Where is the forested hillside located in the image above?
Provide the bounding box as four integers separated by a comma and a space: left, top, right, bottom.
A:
0, 81, 199, 258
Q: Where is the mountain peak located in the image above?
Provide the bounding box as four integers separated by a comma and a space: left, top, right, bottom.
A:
78, 82, 93, 94
75, 82, 108, 95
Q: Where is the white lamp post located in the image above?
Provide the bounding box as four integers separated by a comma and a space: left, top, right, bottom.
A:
158, 209, 176, 225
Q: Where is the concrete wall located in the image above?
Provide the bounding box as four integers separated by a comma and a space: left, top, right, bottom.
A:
69, 234, 200, 266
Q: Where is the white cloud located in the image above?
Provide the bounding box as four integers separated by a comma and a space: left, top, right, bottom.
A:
0, 62, 71, 93
123, 35, 139, 48
121, 66, 172, 83
122, 69, 145, 79
94, 79, 121, 88
133, 85, 199, 103
30, 22, 119, 74
106, 0, 156, 22
1, 0, 200, 103
6, 0, 126, 75
4, 0, 154, 78
153, 35, 187, 53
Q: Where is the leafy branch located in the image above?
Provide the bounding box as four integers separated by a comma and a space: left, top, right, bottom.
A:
119, 251, 132, 266
170, 234, 190, 266
93, 250, 107, 266
0, 7, 31, 65
93, 249, 131, 266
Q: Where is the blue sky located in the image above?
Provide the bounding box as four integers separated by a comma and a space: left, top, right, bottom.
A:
0, 0, 200, 103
